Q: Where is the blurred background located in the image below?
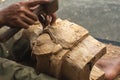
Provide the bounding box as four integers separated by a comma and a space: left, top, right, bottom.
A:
0, 0, 120, 45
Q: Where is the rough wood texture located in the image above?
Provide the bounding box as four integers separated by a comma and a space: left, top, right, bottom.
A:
23, 21, 43, 47
61, 35, 106, 80
90, 66, 105, 80
27, 19, 106, 80
33, 33, 62, 55
47, 19, 89, 48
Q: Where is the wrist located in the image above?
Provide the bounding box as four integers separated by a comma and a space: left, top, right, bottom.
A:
0, 11, 5, 27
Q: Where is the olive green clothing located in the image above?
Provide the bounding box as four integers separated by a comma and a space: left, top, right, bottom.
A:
0, 57, 57, 80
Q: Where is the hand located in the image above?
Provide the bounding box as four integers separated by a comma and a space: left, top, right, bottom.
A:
38, 13, 57, 26
0, 0, 50, 29
29, 0, 57, 26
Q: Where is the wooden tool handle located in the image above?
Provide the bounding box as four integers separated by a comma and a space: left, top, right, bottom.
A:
0, 28, 21, 42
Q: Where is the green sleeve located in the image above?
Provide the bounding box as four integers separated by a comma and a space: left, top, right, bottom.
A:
0, 58, 57, 80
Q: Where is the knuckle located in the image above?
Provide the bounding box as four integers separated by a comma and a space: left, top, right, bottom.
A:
19, 6, 25, 12
19, 13, 24, 18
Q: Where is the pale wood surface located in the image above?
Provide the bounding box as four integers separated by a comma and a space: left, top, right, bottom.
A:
61, 35, 106, 80
27, 19, 107, 80
48, 19, 89, 48
90, 66, 105, 80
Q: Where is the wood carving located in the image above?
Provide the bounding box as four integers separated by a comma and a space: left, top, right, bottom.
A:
25, 19, 106, 80
90, 66, 105, 80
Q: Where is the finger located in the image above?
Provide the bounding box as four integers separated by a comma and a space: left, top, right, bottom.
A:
50, 13, 57, 25
45, 15, 51, 26
15, 19, 30, 29
24, 0, 52, 8
22, 8, 38, 21
20, 14, 35, 25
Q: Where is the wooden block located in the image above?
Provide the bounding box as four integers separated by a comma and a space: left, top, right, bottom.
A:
50, 49, 69, 78
31, 19, 107, 80
36, 49, 69, 78
33, 33, 62, 55
61, 36, 106, 80
36, 54, 51, 74
90, 66, 105, 80
32, 19, 90, 78
48, 19, 89, 48
23, 21, 43, 42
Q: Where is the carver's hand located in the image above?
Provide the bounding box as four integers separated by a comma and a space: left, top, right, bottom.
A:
38, 13, 57, 26
0, 0, 50, 29
29, 0, 57, 26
